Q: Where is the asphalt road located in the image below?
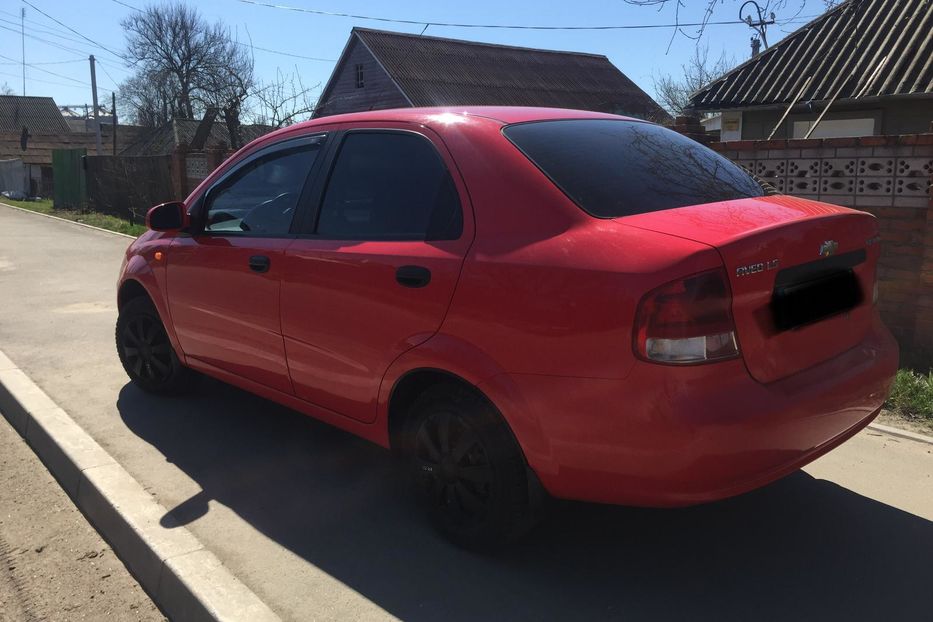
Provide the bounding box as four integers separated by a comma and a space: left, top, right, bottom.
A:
1, 203, 932, 621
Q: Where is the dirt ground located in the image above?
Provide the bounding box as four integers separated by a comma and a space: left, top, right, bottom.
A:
0, 416, 163, 622
877, 409, 933, 436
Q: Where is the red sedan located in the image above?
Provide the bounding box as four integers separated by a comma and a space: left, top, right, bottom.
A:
117, 107, 897, 547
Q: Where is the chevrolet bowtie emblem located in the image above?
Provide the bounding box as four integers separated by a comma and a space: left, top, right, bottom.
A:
819, 240, 838, 257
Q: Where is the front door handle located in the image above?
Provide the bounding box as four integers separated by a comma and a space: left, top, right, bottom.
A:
249, 255, 270, 273
396, 265, 431, 288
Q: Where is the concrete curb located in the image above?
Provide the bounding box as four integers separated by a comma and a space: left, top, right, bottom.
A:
0, 201, 137, 239
867, 422, 933, 446
0, 349, 280, 622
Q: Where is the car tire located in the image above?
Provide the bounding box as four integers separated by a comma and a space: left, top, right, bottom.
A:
404, 384, 542, 549
115, 296, 196, 395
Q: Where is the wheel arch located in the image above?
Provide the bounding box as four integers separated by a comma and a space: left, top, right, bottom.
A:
378, 334, 551, 465
387, 368, 481, 451
117, 278, 151, 310
117, 266, 183, 356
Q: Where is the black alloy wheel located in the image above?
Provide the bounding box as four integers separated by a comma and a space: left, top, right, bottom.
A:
414, 410, 495, 526
115, 296, 196, 395
405, 384, 543, 548
121, 314, 173, 384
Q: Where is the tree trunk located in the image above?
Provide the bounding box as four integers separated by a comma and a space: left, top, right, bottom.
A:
224, 104, 242, 151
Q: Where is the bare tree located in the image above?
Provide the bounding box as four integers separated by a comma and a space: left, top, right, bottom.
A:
119, 1, 255, 138
653, 45, 734, 116
119, 68, 178, 127
0, 83, 14, 96
252, 69, 319, 129
200, 44, 255, 149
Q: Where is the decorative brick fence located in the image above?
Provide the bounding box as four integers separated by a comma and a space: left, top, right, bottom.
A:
709, 135, 933, 369
170, 146, 230, 200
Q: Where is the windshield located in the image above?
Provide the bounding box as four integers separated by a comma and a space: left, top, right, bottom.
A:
503, 119, 766, 218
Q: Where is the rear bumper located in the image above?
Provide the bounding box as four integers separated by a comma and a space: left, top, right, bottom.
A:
486, 314, 898, 506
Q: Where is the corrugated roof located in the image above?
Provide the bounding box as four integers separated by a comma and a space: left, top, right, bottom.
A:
120, 119, 272, 156
690, 0, 933, 110
0, 95, 70, 134
347, 28, 669, 121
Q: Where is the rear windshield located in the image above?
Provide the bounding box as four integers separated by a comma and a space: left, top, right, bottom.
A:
503, 119, 765, 218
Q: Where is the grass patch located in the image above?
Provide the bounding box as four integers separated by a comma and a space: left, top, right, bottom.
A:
885, 369, 933, 426
1, 198, 146, 237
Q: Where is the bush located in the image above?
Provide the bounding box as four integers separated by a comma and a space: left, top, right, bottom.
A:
885, 369, 933, 422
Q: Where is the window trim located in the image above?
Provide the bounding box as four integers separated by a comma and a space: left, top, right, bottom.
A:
296, 128, 465, 242
355, 63, 364, 88
192, 133, 330, 239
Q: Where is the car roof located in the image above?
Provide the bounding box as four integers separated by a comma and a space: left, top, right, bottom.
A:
288, 106, 636, 130
241, 106, 647, 164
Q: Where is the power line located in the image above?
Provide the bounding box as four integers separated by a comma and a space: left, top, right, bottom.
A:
0, 51, 116, 94
240, 42, 334, 62
106, 0, 334, 63
0, 8, 121, 46
20, 0, 125, 59
0, 52, 87, 86
0, 20, 120, 62
237, 0, 757, 30
0, 68, 100, 91
0, 15, 121, 57
109, 0, 139, 10
0, 21, 132, 92
97, 63, 121, 89
0, 23, 93, 56
0, 57, 85, 65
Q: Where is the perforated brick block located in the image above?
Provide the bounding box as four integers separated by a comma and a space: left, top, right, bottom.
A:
857, 157, 896, 176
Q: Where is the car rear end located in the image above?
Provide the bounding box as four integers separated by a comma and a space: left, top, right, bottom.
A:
499, 117, 898, 505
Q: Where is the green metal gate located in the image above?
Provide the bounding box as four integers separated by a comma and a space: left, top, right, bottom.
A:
52, 148, 86, 210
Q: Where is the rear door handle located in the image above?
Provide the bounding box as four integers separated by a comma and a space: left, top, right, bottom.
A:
249, 255, 271, 273
396, 265, 431, 288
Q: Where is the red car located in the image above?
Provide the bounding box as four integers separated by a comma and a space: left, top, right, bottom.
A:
117, 107, 897, 547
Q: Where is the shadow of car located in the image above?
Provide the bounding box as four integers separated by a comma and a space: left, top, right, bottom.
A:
117, 379, 933, 621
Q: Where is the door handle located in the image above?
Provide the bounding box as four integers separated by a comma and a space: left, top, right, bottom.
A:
249, 255, 271, 273
395, 265, 431, 288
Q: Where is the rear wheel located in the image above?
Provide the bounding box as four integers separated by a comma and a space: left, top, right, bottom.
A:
404, 384, 541, 549
115, 296, 195, 394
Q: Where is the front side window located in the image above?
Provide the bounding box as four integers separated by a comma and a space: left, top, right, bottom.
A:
504, 119, 766, 218
204, 142, 321, 235
316, 132, 462, 240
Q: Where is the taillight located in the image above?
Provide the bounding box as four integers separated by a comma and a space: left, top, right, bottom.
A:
634, 268, 739, 364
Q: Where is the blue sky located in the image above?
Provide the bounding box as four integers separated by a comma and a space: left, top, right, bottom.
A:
0, 0, 828, 114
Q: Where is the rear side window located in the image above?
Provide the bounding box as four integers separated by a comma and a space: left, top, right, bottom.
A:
316, 131, 462, 240
503, 119, 765, 218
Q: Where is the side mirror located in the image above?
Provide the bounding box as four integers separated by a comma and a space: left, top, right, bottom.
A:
146, 201, 189, 232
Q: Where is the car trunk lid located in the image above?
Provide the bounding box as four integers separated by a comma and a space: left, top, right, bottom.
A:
620, 195, 879, 383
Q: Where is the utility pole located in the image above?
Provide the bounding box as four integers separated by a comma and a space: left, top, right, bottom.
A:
740, 1, 775, 53
89, 55, 102, 155
112, 91, 117, 156
21, 8, 26, 95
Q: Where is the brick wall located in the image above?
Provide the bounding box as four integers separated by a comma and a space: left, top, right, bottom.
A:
169, 147, 230, 200
709, 134, 933, 369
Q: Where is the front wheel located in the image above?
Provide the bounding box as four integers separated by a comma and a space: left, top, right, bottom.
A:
405, 385, 542, 549
115, 296, 196, 395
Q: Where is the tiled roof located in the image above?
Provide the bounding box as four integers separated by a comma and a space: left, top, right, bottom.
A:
120, 119, 272, 155
350, 28, 669, 121
0, 95, 70, 134
690, 0, 933, 110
